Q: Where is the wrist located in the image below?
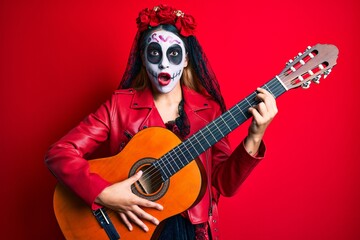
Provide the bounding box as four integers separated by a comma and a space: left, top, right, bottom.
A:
244, 135, 262, 156
94, 185, 110, 205
246, 133, 263, 144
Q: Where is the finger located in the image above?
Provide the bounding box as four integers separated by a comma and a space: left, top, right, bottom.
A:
256, 102, 269, 118
249, 104, 270, 126
256, 88, 277, 114
248, 107, 262, 123
126, 170, 143, 185
134, 196, 163, 211
119, 212, 133, 231
125, 210, 149, 232
256, 90, 274, 105
256, 87, 273, 97
132, 205, 160, 226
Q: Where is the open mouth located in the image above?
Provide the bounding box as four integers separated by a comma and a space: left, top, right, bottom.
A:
158, 72, 171, 86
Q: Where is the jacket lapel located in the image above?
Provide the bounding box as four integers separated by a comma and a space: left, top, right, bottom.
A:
130, 88, 164, 131
129, 86, 216, 134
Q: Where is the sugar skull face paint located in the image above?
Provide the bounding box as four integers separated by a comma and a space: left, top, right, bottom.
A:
144, 30, 187, 94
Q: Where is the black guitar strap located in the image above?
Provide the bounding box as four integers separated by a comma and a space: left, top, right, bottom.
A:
93, 208, 120, 240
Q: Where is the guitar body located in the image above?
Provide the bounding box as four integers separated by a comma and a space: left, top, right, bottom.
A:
54, 127, 205, 240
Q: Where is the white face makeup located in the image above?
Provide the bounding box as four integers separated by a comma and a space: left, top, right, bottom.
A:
144, 30, 187, 94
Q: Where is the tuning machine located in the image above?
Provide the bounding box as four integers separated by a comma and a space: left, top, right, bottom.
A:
301, 81, 311, 89
286, 59, 294, 66
295, 52, 303, 59
323, 68, 332, 79
312, 75, 321, 84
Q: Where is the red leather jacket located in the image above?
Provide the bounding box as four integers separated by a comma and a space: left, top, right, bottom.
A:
45, 86, 265, 239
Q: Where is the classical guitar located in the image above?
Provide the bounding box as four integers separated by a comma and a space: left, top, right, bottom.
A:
53, 44, 339, 239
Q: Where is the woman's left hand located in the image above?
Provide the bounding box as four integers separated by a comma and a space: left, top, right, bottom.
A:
245, 87, 278, 154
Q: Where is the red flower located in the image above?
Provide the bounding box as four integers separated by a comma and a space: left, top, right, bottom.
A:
136, 5, 196, 37
157, 4, 176, 23
136, 8, 152, 32
175, 14, 196, 37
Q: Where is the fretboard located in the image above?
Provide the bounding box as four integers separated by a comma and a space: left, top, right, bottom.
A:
153, 76, 287, 181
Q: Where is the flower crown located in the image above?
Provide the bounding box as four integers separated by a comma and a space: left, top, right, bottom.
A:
136, 4, 197, 37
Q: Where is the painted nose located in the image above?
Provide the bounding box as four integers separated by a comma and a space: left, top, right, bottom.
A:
159, 57, 170, 69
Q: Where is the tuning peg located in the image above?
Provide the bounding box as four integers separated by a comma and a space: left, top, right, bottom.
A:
286, 59, 294, 66
312, 75, 321, 84
323, 68, 332, 79
301, 81, 311, 89
303, 46, 312, 54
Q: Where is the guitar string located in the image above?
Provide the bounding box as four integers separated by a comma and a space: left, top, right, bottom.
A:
133, 45, 334, 188
130, 73, 289, 193
131, 77, 286, 192
129, 76, 286, 193
156, 77, 286, 174
153, 50, 333, 183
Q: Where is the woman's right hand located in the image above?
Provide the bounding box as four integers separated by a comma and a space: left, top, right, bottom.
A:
94, 171, 163, 232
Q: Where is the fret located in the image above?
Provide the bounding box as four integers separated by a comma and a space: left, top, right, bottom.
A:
192, 134, 206, 152
171, 154, 181, 170
186, 136, 201, 156
205, 125, 218, 145
235, 104, 248, 119
224, 112, 239, 131
244, 96, 253, 108
168, 155, 176, 173
156, 157, 171, 180
171, 148, 183, 168
156, 77, 287, 180
221, 114, 234, 131
182, 141, 196, 159
213, 122, 225, 139
198, 128, 212, 148
263, 83, 272, 95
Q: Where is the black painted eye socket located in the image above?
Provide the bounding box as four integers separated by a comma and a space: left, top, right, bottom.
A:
147, 42, 162, 64
167, 45, 183, 65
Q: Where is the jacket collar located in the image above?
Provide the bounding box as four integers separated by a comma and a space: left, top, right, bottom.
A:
130, 87, 154, 109
131, 86, 213, 112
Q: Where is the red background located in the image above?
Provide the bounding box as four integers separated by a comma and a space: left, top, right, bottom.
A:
1, 0, 359, 239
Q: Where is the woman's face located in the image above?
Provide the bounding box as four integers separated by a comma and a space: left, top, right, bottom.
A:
144, 29, 187, 94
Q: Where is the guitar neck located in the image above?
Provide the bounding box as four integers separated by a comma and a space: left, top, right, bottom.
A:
153, 76, 287, 180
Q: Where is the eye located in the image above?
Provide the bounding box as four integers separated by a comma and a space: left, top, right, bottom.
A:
150, 50, 160, 56
167, 45, 183, 65
169, 50, 179, 57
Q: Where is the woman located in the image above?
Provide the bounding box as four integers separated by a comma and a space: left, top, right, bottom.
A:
45, 4, 278, 239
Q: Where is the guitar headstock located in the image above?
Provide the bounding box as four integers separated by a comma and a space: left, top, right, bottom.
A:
277, 44, 339, 90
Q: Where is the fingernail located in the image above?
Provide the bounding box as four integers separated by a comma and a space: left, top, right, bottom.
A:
143, 226, 149, 232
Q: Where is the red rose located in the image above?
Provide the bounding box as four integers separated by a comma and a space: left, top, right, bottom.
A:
157, 4, 176, 24
175, 14, 197, 37
148, 10, 159, 27
136, 5, 197, 37
136, 8, 152, 32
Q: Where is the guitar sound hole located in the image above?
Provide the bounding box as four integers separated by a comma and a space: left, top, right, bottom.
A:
130, 158, 169, 201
